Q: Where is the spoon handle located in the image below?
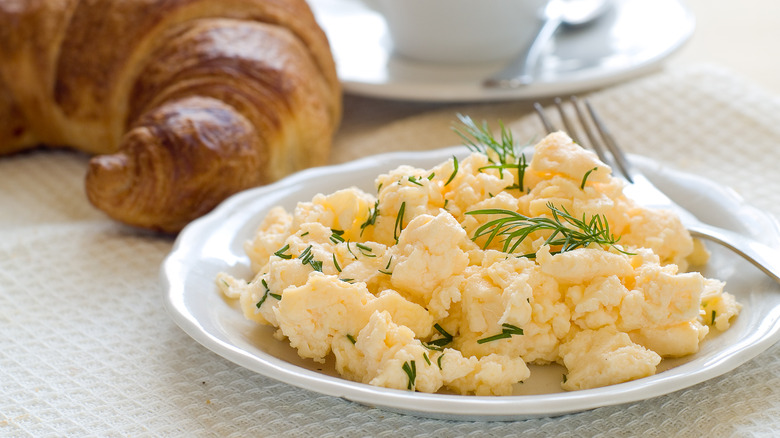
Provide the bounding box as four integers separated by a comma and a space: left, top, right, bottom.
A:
483, 16, 562, 89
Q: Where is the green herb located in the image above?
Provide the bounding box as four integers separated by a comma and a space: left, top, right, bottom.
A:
437, 354, 444, 370
427, 172, 435, 180
453, 114, 528, 192
424, 323, 453, 350
300, 231, 309, 237
360, 200, 380, 236
256, 278, 280, 308
332, 254, 342, 272
402, 360, 417, 390
299, 245, 314, 264
467, 202, 629, 257
393, 201, 406, 244
711, 310, 717, 325
274, 244, 292, 260
379, 256, 394, 275
423, 353, 431, 366
346, 334, 357, 345
407, 175, 423, 186
445, 156, 459, 186
580, 167, 598, 190
340, 278, 355, 283
477, 323, 524, 344
355, 243, 376, 258
330, 229, 345, 244
298, 245, 323, 272
346, 241, 358, 260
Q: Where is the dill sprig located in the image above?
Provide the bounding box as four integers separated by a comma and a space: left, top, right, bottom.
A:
393, 202, 406, 244
467, 202, 628, 257
255, 278, 281, 309
360, 200, 380, 236
423, 323, 453, 351
477, 323, 524, 344
453, 114, 528, 192
445, 156, 459, 186
402, 360, 417, 390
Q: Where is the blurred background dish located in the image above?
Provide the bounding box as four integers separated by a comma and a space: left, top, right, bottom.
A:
309, 0, 695, 102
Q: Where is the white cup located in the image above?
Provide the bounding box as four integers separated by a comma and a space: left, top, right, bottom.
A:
364, 0, 549, 64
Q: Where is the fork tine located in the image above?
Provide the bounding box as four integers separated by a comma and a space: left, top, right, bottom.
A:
553, 97, 581, 145
583, 99, 634, 183
568, 96, 612, 166
532, 102, 555, 134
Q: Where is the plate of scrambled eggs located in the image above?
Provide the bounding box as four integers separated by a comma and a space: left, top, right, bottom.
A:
162, 126, 780, 420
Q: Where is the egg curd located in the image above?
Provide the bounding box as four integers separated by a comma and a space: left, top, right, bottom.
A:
217, 130, 740, 395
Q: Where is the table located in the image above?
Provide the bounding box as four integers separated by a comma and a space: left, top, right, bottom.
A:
2, 1, 779, 436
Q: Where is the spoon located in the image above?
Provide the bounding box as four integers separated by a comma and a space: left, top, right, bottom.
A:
483, 0, 611, 89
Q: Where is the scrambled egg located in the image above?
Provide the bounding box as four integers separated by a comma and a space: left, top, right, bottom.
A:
217, 131, 741, 395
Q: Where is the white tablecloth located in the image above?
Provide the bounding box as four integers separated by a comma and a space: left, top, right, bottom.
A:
2, 65, 779, 437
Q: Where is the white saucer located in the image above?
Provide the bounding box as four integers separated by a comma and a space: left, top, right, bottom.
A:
308, 0, 695, 102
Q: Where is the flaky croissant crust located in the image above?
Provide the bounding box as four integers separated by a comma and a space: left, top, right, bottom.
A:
0, 0, 342, 232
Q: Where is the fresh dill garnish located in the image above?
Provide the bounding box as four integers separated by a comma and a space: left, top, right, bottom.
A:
299, 245, 314, 264
379, 255, 393, 275
394, 202, 406, 244
332, 254, 342, 272
445, 156, 459, 186
330, 229, 345, 244
274, 244, 292, 260
402, 360, 417, 390
453, 114, 528, 192
477, 323, 524, 344
298, 245, 322, 271
580, 167, 598, 190
256, 278, 280, 308
360, 200, 380, 236
467, 202, 629, 257
424, 323, 453, 350
355, 243, 376, 258
346, 334, 357, 345
346, 241, 358, 260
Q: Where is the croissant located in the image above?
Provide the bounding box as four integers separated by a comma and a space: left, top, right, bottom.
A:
0, 0, 342, 233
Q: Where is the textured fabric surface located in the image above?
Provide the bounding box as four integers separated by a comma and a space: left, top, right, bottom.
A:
1, 65, 779, 437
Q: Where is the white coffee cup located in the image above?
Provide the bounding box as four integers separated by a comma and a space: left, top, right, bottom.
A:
363, 0, 549, 64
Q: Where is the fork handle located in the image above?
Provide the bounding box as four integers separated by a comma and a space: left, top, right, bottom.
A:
688, 223, 780, 285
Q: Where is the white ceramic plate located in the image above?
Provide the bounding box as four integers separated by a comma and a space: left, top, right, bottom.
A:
308, 0, 696, 102
162, 147, 780, 421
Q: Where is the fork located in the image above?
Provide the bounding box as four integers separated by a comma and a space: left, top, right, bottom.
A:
533, 96, 780, 285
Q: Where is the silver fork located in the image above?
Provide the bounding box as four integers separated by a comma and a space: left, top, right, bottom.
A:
533, 96, 780, 284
